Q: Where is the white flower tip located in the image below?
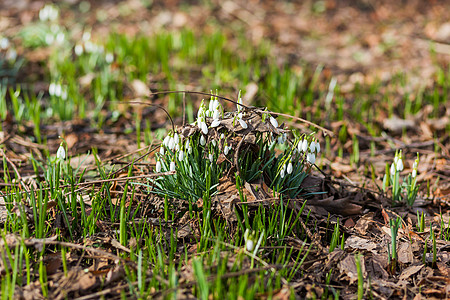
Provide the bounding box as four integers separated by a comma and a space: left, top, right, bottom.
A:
238, 119, 248, 129
56, 145, 65, 160
287, 162, 293, 174
155, 161, 162, 173
269, 116, 278, 128
246, 239, 254, 252
170, 161, 176, 172
211, 120, 221, 128
412, 169, 417, 178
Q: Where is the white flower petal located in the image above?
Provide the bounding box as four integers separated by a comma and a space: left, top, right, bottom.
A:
246, 240, 254, 252
316, 142, 320, 153
201, 122, 208, 134
200, 135, 206, 146
269, 116, 278, 128
160, 147, 165, 155
287, 162, 293, 174
412, 169, 417, 178
170, 161, 176, 172
397, 159, 403, 171
238, 119, 248, 129
280, 168, 285, 179
211, 119, 221, 128
178, 151, 184, 161
310, 141, 316, 153
209, 153, 214, 163
155, 161, 162, 173
301, 139, 308, 152
307, 153, 316, 164
56, 145, 65, 160
224, 146, 229, 155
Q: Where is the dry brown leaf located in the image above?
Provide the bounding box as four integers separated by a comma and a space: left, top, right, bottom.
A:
354, 212, 374, 235
399, 264, 424, 281
338, 254, 366, 285
344, 235, 377, 252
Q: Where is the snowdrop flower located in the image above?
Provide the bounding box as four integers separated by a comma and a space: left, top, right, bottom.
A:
310, 141, 316, 153
390, 163, 395, 175
56, 143, 65, 160
45, 33, 54, 45
170, 161, 176, 172
201, 121, 208, 134
160, 147, 165, 155
0, 37, 9, 50
209, 153, 214, 163
236, 113, 247, 129
175, 143, 180, 151
301, 139, 308, 152
224, 145, 230, 155
316, 141, 321, 153
411, 169, 417, 178
82, 32, 91, 41
178, 150, 184, 161
155, 160, 162, 173
168, 136, 175, 150
396, 158, 403, 171
74, 44, 84, 56
105, 52, 114, 63
211, 140, 217, 147
220, 133, 225, 140
39, 5, 58, 22
280, 168, 285, 179
5, 49, 16, 61
56, 32, 65, 44
307, 152, 316, 164
287, 162, 293, 174
54, 83, 62, 97
200, 135, 206, 146
174, 133, 179, 145
238, 118, 248, 129
269, 116, 278, 128
163, 135, 171, 147
61, 88, 68, 101
49, 82, 56, 96
246, 239, 254, 252
211, 119, 221, 128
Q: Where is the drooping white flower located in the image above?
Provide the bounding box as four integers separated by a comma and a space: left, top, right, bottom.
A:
413, 161, 418, 170
178, 150, 184, 161
238, 118, 248, 129
56, 144, 65, 160
212, 109, 221, 120
280, 168, 285, 179
310, 141, 316, 153
170, 161, 176, 172
269, 116, 278, 128
155, 160, 162, 173
55, 32, 65, 44
412, 169, 417, 178
220, 133, 225, 140
163, 135, 171, 147
390, 163, 395, 174
201, 122, 208, 135
160, 147, 165, 155
200, 135, 206, 146
105, 52, 114, 63
287, 162, 293, 174
209, 153, 214, 163
396, 159, 403, 171
211, 140, 217, 147
301, 139, 308, 152
45, 33, 54, 45
316, 141, 320, 153
49, 82, 56, 96
0, 37, 10, 50
54, 83, 62, 97
168, 136, 175, 150
211, 119, 221, 128
224, 145, 230, 155
246, 239, 254, 252
307, 152, 316, 164
173, 133, 179, 145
